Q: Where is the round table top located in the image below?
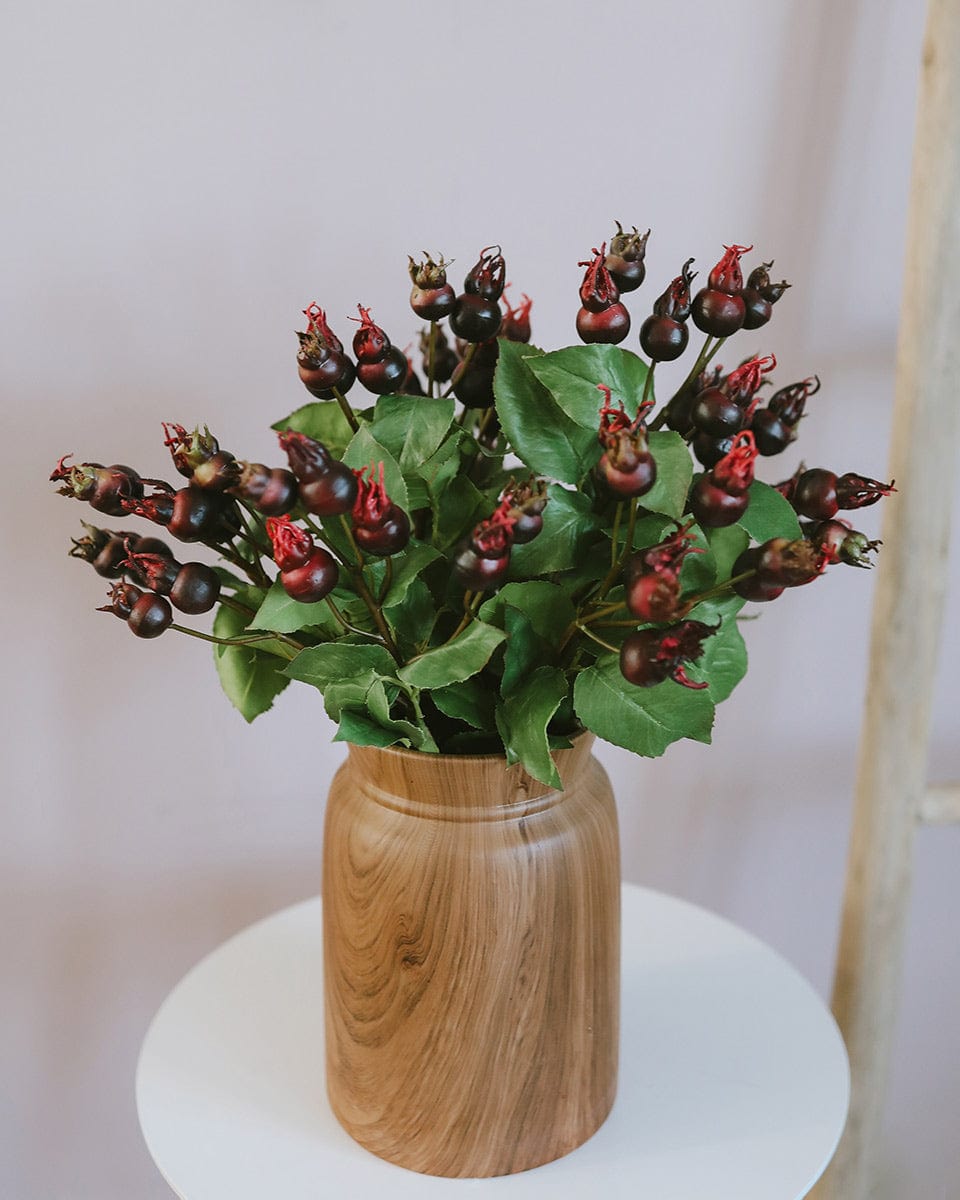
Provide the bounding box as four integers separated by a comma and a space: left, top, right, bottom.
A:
136, 884, 849, 1200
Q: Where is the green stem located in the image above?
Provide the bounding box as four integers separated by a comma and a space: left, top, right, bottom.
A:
609, 502, 624, 568
332, 385, 360, 434
444, 342, 477, 400
643, 361, 656, 405
649, 334, 724, 431
378, 555, 394, 604
171, 623, 301, 657
426, 320, 438, 398
442, 590, 481, 645
217, 594, 257, 619
324, 596, 386, 643
574, 624, 619, 654
678, 568, 756, 616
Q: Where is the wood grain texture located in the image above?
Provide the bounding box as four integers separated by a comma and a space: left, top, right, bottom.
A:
812, 4, 960, 1197
322, 733, 620, 1178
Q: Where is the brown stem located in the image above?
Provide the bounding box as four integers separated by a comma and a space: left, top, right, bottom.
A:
332, 385, 360, 434
443, 342, 477, 399
677, 568, 756, 616
170, 623, 302, 658
649, 334, 724, 431
217, 594, 257, 619
443, 590, 480, 645
426, 320, 438, 398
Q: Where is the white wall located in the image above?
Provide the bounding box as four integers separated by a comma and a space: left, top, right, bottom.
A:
3, 1, 958, 1196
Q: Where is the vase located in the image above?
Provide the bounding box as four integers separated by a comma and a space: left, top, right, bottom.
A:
321, 731, 620, 1178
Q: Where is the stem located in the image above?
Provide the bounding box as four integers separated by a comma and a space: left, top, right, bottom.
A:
443, 342, 477, 399
642, 361, 656, 405
649, 334, 724, 431
574, 624, 620, 654
426, 320, 438, 397
596, 497, 639, 599
339, 514, 365, 567
678, 568, 756, 615
170, 623, 302, 657
209, 541, 269, 588
351, 568, 404, 665
332, 385, 360, 434
609, 502, 624, 568
443, 590, 481, 645
378, 555, 394, 604
218, 594, 257, 619
324, 596, 387, 643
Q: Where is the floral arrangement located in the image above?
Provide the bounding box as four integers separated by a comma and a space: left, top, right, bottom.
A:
51, 230, 893, 786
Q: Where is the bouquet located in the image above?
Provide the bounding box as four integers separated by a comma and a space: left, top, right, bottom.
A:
50, 231, 893, 787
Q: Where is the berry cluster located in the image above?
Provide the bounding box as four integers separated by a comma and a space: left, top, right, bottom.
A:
50, 225, 895, 774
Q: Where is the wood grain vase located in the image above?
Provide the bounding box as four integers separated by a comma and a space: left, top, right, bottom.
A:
322, 733, 620, 1178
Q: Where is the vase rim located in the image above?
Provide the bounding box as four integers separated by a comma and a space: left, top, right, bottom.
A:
343, 726, 593, 767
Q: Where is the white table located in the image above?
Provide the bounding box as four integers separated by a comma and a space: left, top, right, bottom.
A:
136, 885, 849, 1199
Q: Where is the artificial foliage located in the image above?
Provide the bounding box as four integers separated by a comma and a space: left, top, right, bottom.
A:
52, 234, 893, 786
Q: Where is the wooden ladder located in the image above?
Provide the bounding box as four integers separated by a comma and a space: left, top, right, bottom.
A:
812, 1, 960, 1195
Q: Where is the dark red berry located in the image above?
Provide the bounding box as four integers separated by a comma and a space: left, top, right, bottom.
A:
835, 473, 896, 510
300, 467, 359, 517
280, 547, 339, 603
501, 291, 533, 342
511, 510, 543, 543
351, 461, 411, 556
639, 315, 688, 361
792, 468, 839, 520
742, 262, 790, 327
357, 345, 408, 395
619, 620, 716, 689
408, 253, 457, 320
578, 243, 620, 313
691, 389, 744, 436
605, 223, 649, 293
625, 572, 681, 622
768, 375, 820, 425
351, 305, 390, 363
127, 592, 173, 638
731, 547, 784, 602
692, 432, 734, 468
619, 631, 672, 686
691, 289, 746, 337
50, 456, 144, 516
354, 509, 411, 556
265, 515, 313, 570
463, 246, 506, 301
296, 305, 356, 398
756, 537, 825, 586
97, 581, 143, 619
453, 543, 510, 591
750, 408, 793, 456
741, 290, 772, 330
449, 293, 502, 342
689, 476, 749, 527
170, 563, 220, 614
577, 303, 631, 344
233, 462, 298, 517
453, 358, 497, 408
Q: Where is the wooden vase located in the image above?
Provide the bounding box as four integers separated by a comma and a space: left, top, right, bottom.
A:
321, 732, 620, 1178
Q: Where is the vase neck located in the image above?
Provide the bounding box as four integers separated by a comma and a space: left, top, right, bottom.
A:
345, 733, 596, 821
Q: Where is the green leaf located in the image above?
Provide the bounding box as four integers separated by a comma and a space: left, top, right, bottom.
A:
640, 431, 694, 520
212, 603, 289, 722
283, 642, 397, 688
494, 341, 599, 484
678, 522, 716, 593
509, 485, 600, 577
479, 580, 577, 643
321, 671, 382, 720
573, 656, 714, 757
527, 344, 651, 429
247, 579, 334, 635
368, 394, 455, 471
737, 480, 802, 542
499, 605, 550, 696
384, 577, 438, 658
342, 424, 409, 511
433, 474, 487, 550
705, 525, 750, 582
364, 679, 439, 752
381, 542, 441, 608
495, 666, 569, 787
431, 678, 496, 730
271, 400, 358, 457
691, 596, 748, 702
398, 621, 506, 689
334, 709, 418, 749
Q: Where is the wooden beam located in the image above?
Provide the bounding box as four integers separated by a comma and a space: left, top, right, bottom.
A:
812, 2, 960, 1197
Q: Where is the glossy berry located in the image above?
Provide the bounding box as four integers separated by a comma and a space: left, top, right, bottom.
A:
264, 515, 313, 570
605, 223, 649, 293
578, 243, 620, 313
639, 258, 696, 362
619, 620, 715, 689
692, 432, 735, 468
408, 253, 456, 320
97, 581, 143, 619
689, 477, 749, 527
351, 461, 411, 556
596, 386, 657, 497
730, 547, 785, 602
742, 261, 790, 330
50, 456, 143, 516
453, 358, 497, 408
750, 408, 793, 456
279, 547, 339, 603
502, 478, 548, 544
501, 291, 533, 343
296, 305, 356, 399
127, 592, 173, 639
805, 519, 881, 568
452, 543, 510, 591
170, 563, 220, 614
577, 303, 631, 344
791, 468, 839, 519
449, 293, 502, 342
626, 572, 681, 622
351, 305, 390, 363
691, 244, 752, 337
639, 316, 687, 361
233, 462, 298, 517
278, 431, 358, 517
691, 390, 744, 436
463, 246, 506, 301
357, 345, 408, 395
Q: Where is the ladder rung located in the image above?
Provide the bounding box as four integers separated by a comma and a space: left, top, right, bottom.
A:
919, 784, 960, 825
